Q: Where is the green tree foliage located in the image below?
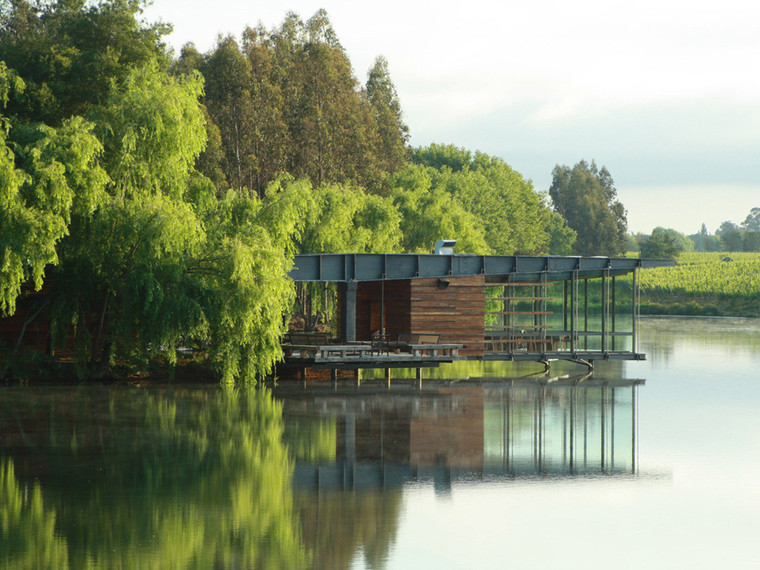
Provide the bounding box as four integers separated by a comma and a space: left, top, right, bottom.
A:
297, 182, 401, 253
388, 164, 489, 253
1, 63, 109, 316
640, 227, 692, 258
93, 63, 206, 199
689, 224, 722, 252
199, 35, 261, 193
195, 10, 409, 196
408, 144, 565, 254
0, 0, 170, 124
1, 2, 304, 382
549, 160, 628, 255
545, 211, 578, 256
365, 55, 409, 187
716, 221, 760, 253
741, 207, 760, 232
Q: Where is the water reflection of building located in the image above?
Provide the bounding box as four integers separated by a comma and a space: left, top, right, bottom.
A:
281, 377, 642, 492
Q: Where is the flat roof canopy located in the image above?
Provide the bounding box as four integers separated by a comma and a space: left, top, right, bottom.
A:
289, 253, 674, 283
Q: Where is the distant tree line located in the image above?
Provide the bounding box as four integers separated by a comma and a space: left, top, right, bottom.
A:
632, 207, 760, 258
0, 1, 630, 381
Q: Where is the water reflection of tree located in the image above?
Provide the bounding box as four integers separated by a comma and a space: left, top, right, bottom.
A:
1, 459, 70, 569
296, 489, 402, 570
281, 411, 401, 569
0, 388, 308, 569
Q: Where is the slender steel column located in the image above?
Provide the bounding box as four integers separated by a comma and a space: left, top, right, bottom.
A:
632, 268, 639, 354
601, 270, 609, 353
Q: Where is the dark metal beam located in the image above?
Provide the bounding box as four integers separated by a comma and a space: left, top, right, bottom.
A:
290, 253, 674, 283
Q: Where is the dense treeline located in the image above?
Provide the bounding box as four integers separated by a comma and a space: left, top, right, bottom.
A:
174, 10, 409, 196
632, 208, 760, 258
0, 1, 598, 381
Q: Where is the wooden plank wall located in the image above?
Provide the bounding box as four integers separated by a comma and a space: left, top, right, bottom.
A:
342, 276, 486, 356
409, 275, 485, 357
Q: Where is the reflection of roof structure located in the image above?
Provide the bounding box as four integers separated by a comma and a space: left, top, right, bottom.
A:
284, 254, 674, 372
283, 379, 647, 492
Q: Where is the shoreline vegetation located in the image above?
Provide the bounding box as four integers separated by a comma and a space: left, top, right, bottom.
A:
1, 2, 756, 383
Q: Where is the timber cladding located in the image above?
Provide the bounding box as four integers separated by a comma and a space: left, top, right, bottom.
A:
356, 275, 485, 357
408, 276, 485, 357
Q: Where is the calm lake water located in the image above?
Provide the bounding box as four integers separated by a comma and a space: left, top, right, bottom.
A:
2, 316, 759, 569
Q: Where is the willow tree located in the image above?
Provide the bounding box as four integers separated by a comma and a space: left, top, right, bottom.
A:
388, 164, 489, 254
47, 64, 305, 382
409, 145, 562, 254
1, 1, 305, 382
297, 182, 401, 254
0, 63, 109, 318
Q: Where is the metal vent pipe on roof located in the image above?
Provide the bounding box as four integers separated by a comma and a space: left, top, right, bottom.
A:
434, 239, 457, 255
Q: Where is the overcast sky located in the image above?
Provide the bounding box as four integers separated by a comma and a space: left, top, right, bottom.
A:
143, 0, 760, 235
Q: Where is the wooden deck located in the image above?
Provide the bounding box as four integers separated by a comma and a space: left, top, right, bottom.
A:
282, 341, 463, 369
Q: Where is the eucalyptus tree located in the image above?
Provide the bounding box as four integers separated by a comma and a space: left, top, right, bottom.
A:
282, 10, 377, 188
365, 55, 409, 191
200, 36, 258, 193
549, 160, 628, 256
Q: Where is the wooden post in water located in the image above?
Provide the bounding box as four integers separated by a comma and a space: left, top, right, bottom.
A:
385, 368, 391, 388
356, 368, 362, 387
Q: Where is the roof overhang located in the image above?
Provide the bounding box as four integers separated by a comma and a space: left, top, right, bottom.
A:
289, 253, 674, 283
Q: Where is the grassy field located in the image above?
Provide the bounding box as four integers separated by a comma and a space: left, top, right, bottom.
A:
638, 252, 760, 317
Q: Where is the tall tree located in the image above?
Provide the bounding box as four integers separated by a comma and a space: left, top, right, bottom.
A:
0, 0, 170, 124
741, 207, 760, 232
365, 55, 409, 190
284, 10, 375, 187
549, 160, 628, 255
201, 36, 257, 193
